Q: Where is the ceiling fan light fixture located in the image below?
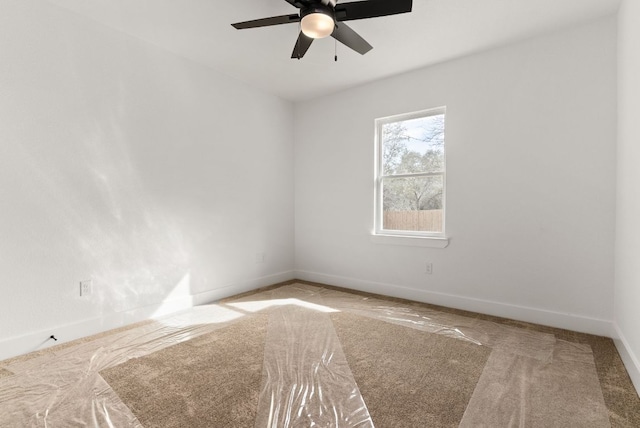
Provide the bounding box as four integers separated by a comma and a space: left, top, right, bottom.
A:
231, 0, 413, 59
301, 11, 335, 39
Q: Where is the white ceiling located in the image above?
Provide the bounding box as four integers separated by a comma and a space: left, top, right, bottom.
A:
47, 0, 620, 101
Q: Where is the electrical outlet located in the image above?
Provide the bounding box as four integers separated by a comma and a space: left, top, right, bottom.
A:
80, 279, 92, 297
425, 262, 433, 275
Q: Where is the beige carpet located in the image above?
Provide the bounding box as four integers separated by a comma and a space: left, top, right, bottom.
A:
100, 309, 491, 427
100, 314, 268, 428
331, 312, 491, 428
0, 368, 13, 379
3, 282, 637, 427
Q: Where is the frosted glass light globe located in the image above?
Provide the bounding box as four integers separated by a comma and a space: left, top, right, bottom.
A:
301, 13, 335, 39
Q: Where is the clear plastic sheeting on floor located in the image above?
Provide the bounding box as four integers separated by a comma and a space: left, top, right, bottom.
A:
0, 283, 612, 427
0, 306, 249, 427
310, 286, 558, 362
459, 341, 611, 427
255, 307, 372, 426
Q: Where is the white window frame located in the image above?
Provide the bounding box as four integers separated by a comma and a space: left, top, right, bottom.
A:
374, 107, 447, 242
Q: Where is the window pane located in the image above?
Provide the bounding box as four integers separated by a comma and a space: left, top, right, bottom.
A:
382, 114, 445, 176
382, 175, 443, 232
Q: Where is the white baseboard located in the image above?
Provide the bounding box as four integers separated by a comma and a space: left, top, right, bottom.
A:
295, 270, 613, 337
613, 323, 640, 396
0, 270, 295, 362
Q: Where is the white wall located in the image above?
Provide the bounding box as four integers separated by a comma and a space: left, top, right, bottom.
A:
614, 0, 640, 392
0, 0, 294, 360
295, 18, 617, 335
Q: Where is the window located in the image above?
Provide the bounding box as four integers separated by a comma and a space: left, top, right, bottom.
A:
375, 107, 446, 238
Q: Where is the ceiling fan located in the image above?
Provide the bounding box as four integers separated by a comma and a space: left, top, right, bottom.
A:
231, 0, 413, 59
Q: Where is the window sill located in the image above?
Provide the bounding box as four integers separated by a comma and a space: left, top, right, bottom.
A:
370, 234, 450, 248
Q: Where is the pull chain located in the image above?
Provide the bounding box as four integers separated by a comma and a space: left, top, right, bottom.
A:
335, 39, 338, 62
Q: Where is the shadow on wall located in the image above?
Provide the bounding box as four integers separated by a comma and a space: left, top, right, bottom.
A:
1, 103, 193, 334
79, 114, 191, 314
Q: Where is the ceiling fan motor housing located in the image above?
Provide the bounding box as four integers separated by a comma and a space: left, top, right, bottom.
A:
301, 4, 336, 22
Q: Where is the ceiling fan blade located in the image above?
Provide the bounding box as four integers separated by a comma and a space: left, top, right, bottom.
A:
331, 22, 373, 55
232, 14, 300, 30
335, 0, 412, 22
283, 0, 309, 8
291, 32, 314, 59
